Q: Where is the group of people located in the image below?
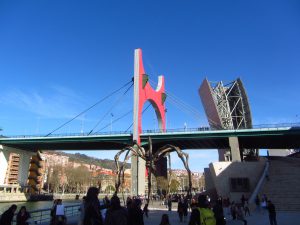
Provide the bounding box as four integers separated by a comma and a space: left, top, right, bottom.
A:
255, 194, 278, 225
0, 189, 279, 225
78, 187, 145, 225
0, 205, 30, 225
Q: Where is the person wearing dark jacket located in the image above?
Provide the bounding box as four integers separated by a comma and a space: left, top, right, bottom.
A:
84, 187, 103, 225
16, 206, 30, 225
104, 195, 128, 225
0, 204, 17, 225
267, 200, 277, 225
128, 198, 144, 225
177, 198, 185, 222
188, 195, 207, 225
213, 200, 225, 225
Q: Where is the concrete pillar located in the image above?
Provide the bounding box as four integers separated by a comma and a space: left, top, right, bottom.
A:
229, 136, 241, 162
131, 151, 145, 196
17, 152, 32, 187
218, 149, 227, 161
0, 146, 10, 185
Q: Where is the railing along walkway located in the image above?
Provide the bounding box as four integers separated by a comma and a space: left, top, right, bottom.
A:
12, 204, 80, 225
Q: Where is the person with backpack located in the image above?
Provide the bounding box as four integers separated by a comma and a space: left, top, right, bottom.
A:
188, 195, 216, 225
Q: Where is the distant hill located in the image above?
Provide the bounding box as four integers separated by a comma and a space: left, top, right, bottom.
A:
44, 151, 131, 170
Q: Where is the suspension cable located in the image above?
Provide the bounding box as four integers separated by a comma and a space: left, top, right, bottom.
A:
124, 103, 152, 132
95, 109, 133, 133
149, 79, 202, 120
149, 79, 221, 127
45, 79, 133, 137
88, 83, 133, 135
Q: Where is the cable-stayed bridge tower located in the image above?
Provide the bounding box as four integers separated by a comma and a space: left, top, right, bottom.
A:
132, 48, 166, 195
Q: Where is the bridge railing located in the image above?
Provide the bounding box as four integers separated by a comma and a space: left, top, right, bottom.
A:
12, 204, 80, 225
3, 122, 300, 139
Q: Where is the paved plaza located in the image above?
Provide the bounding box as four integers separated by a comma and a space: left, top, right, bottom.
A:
144, 209, 300, 225
65, 204, 300, 225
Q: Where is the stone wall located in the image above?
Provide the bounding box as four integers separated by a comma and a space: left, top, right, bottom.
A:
209, 158, 266, 202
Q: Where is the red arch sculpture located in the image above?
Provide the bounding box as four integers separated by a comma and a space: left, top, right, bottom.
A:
133, 49, 166, 144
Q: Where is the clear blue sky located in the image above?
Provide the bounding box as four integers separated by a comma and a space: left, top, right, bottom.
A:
0, 1, 299, 172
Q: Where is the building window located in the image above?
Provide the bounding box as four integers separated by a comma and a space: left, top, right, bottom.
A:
230, 178, 250, 192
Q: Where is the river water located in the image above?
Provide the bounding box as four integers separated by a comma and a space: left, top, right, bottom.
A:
0, 200, 81, 214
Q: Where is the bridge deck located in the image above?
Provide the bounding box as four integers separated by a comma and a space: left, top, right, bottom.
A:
0, 126, 300, 151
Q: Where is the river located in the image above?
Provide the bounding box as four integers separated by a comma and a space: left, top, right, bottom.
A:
0, 200, 81, 214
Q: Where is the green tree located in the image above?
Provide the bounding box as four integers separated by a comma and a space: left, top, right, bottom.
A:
105, 185, 115, 193
170, 179, 180, 193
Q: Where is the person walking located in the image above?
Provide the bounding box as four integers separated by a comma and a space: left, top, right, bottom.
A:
177, 198, 184, 223
16, 206, 31, 225
183, 197, 189, 222
230, 202, 237, 220
267, 200, 277, 225
236, 205, 247, 225
0, 204, 17, 225
78, 196, 86, 225
213, 200, 225, 225
188, 195, 216, 225
167, 196, 172, 211
159, 214, 171, 225
244, 201, 250, 216
84, 187, 103, 225
255, 195, 260, 213
142, 203, 149, 218
104, 195, 128, 225
128, 198, 144, 225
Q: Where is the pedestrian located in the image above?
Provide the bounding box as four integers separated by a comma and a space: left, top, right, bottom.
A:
177, 198, 184, 222
244, 201, 250, 216
230, 202, 237, 220
183, 197, 189, 222
222, 197, 230, 220
104, 195, 128, 225
0, 204, 17, 225
128, 198, 144, 225
16, 206, 31, 225
78, 196, 86, 225
126, 196, 133, 209
84, 187, 103, 225
142, 203, 149, 218
167, 196, 172, 211
236, 205, 247, 225
255, 195, 260, 213
241, 195, 246, 207
50, 200, 58, 225
54, 199, 66, 225
213, 199, 225, 225
188, 195, 216, 225
159, 214, 171, 225
267, 200, 277, 225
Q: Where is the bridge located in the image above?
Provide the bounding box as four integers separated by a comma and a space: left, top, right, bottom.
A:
1, 125, 300, 151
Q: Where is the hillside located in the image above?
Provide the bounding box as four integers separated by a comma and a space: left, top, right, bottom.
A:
44, 151, 131, 170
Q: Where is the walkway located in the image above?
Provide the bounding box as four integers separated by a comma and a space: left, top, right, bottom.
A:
66, 208, 300, 225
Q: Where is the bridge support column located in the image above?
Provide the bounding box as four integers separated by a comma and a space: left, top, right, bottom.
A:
18, 152, 32, 186
131, 153, 145, 196
229, 137, 241, 162
0, 146, 10, 185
